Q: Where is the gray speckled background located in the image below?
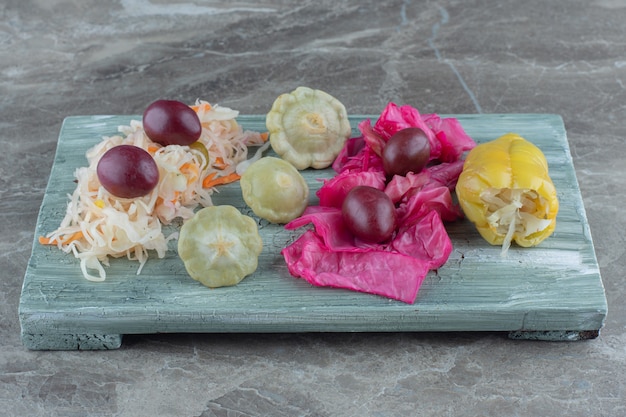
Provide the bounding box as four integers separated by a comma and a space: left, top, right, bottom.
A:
2, 1, 625, 416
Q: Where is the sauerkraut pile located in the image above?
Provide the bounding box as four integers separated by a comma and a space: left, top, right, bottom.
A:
40, 100, 266, 281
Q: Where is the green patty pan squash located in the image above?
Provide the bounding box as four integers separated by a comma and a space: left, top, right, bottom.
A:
178, 205, 263, 287
266, 86, 352, 170
240, 156, 309, 224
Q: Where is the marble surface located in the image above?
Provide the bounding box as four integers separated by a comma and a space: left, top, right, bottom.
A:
1, 0, 625, 415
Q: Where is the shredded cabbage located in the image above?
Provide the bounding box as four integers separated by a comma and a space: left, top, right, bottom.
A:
482, 188, 553, 256
43, 100, 266, 281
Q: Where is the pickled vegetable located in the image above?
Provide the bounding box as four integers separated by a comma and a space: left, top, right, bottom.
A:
240, 157, 309, 224
188, 141, 210, 168
143, 99, 202, 146
266, 86, 352, 170
456, 133, 559, 254
382, 127, 431, 178
342, 185, 397, 243
178, 205, 263, 288
96, 145, 159, 198
282, 102, 475, 303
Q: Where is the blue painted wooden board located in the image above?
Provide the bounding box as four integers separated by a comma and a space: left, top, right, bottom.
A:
19, 114, 607, 349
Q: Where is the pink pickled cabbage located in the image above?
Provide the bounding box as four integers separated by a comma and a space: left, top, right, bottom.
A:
317, 170, 386, 209
282, 102, 476, 303
283, 230, 429, 303
43, 100, 266, 281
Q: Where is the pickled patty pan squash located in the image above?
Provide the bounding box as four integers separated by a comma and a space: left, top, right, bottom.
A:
178, 205, 263, 288
455, 133, 559, 255
266, 86, 352, 170
240, 156, 309, 224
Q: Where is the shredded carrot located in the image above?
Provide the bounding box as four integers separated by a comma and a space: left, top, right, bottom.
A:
202, 172, 241, 189
202, 172, 217, 187
147, 145, 160, 155
260, 132, 269, 142
191, 102, 212, 113
180, 162, 200, 184
212, 157, 228, 170
39, 231, 84, 246
157, 193, 181, 205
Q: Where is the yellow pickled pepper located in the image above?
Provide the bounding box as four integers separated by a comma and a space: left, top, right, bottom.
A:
455, 133, 559, 254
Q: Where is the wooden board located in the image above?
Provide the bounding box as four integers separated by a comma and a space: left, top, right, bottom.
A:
19, 114, 607, 350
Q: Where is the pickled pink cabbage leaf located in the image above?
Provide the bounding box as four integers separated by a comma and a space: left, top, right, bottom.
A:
281, 230, 429, 303
283, 103, 476, 304
317, 170, 386, 209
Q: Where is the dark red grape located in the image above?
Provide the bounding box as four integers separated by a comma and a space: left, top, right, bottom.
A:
97, 145, 159, 199
342, 186, 397, 243
142, 99, 202, 146
382, 127, 431, 178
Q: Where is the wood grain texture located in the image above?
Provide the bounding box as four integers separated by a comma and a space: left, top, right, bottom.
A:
19, 114, 607, 349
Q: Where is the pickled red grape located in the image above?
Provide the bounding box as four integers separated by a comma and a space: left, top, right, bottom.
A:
342, 186, 397, 243
142, 99, 202, 146
382, 127, 431, 178
96, 145, 159, 198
